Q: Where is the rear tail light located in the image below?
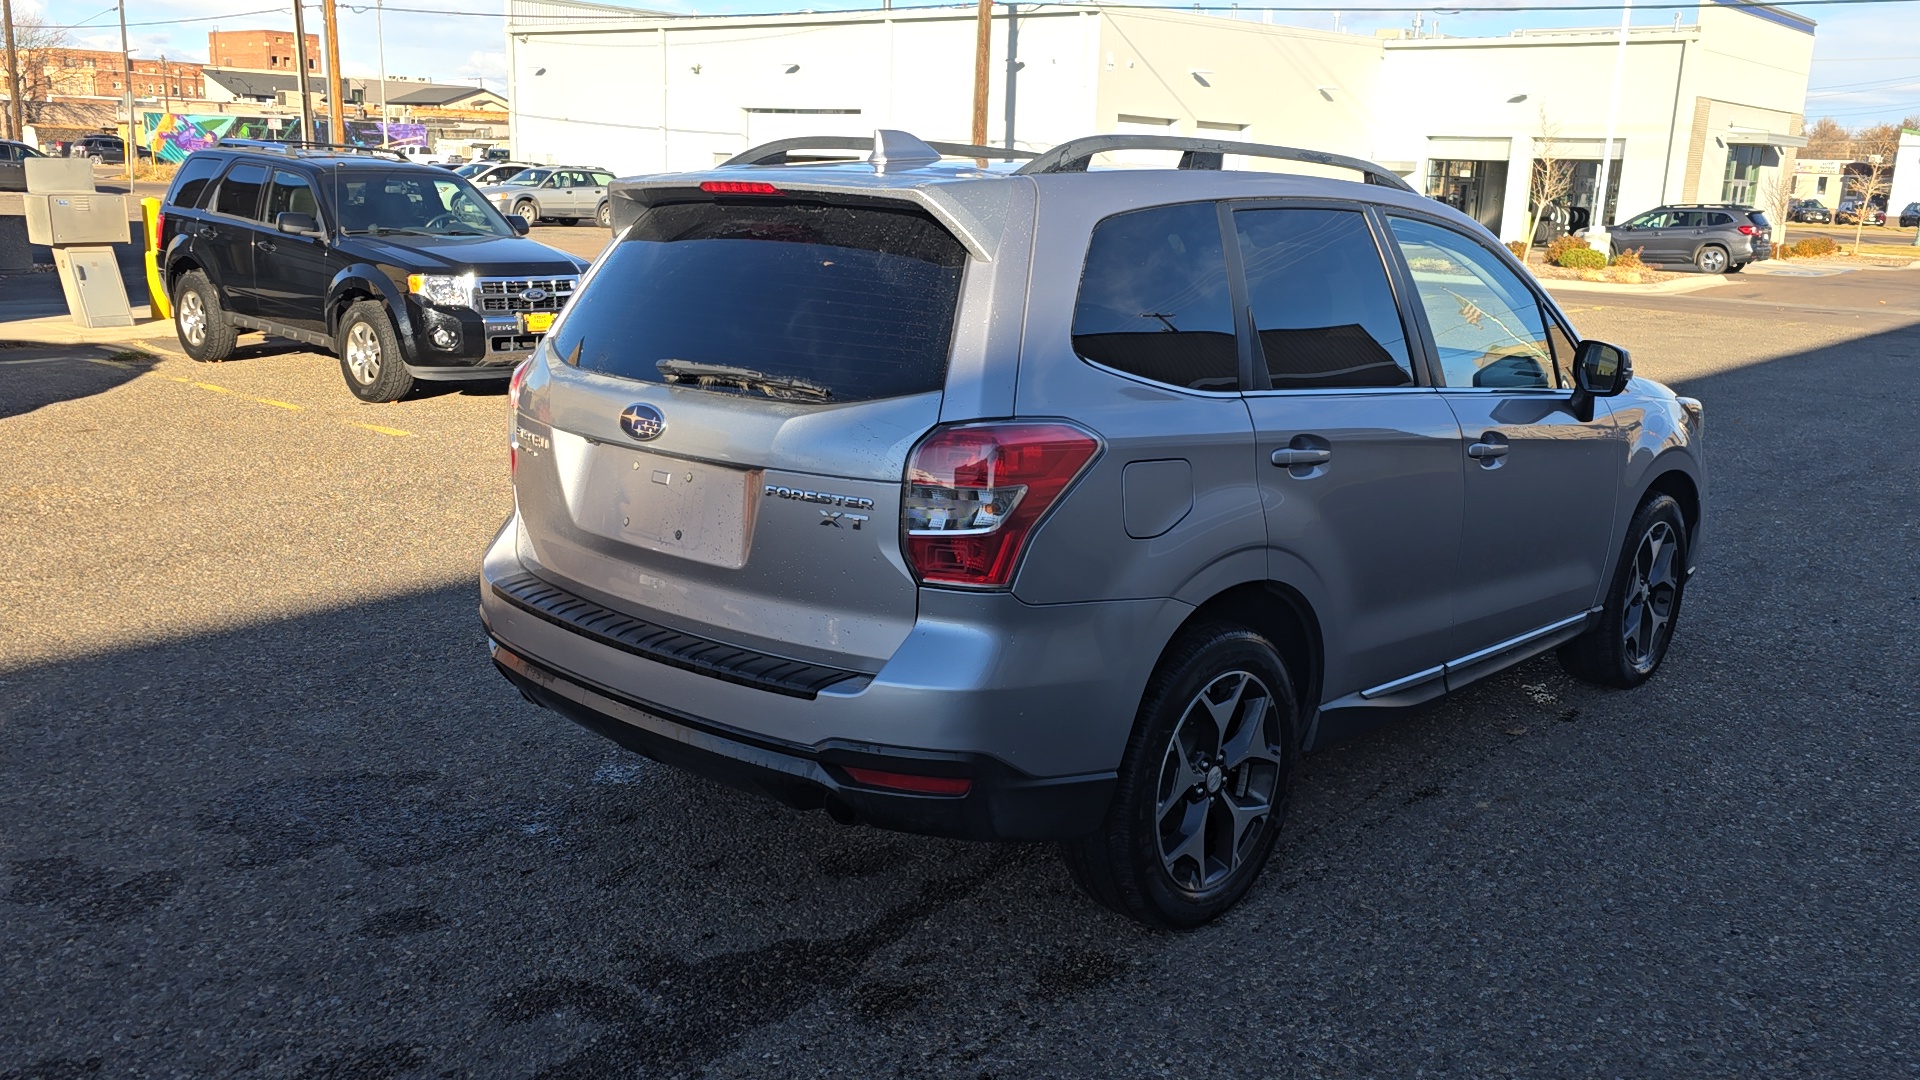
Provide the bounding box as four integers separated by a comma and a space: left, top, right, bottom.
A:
841, 766, 972, 797
902, 421, 1102, 589
1738, 225, 1758, 235
508, 358, 534, 475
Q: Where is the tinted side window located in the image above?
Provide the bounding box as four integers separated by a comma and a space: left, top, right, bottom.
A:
1709, 212, 1734, 226
550, 199, 966, 404
1071, 202, 1236, 391
1387, 216, 1558, 390
1234, 208, 1413, 389
167, 155, 224, 209
213, 162, 268, 219
266, 170, 318, 221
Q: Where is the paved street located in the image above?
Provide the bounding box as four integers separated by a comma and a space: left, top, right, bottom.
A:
2, 267, 1917, 1077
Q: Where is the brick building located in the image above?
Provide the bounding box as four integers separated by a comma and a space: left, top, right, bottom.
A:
6, 48, 205, 103
207, 30, 321, 73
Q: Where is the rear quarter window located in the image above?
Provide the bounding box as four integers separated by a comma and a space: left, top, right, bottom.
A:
166, 155, 225, 210
550, 197, 967, 404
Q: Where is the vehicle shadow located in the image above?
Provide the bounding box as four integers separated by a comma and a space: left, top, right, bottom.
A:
5, 322, 1919, 1076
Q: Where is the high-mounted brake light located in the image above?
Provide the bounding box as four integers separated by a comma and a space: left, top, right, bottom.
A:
700, 180, 785, 195
902, 421, 1102, 589
1737, 224, 1759, 235
842, 767, 972, 797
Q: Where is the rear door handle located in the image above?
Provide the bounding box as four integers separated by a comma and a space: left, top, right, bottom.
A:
1467, 441, 1510, 460
257, 239, 276, 254
1271, 448, 1331, 467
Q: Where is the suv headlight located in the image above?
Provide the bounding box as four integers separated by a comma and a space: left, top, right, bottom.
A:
407, 272, 475, 307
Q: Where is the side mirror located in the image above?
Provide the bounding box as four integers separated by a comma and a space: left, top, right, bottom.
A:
275, 211, 323, 238
1569, 339, 1630, 421
509, 215, 531, 236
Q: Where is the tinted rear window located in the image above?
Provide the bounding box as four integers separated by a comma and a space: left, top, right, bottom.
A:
167, 155, 225, 209
214, 163, 268, 219
551, 198, 967, 403
1747, 211, 1771, 227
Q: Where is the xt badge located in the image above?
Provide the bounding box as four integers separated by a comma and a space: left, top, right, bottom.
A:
819, 511, 869, 530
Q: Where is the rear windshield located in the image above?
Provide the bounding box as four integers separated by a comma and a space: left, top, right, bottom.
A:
1747, 210, 1771, 227
550, 198, 967, 403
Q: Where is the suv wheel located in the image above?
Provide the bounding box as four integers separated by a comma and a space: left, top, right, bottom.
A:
1063, 625, 1297, 929
597, 201, 611, 228
173, 270, 238, 362
1694, 246, 1729, 274
1559, 494, 1689, 689
1726, 262, 1746, 274
513, 199, 539, 224
337, 301, 414, 403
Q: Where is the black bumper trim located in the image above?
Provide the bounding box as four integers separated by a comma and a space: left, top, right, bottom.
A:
491, 641, 1116, 843
489, 572, 863, 700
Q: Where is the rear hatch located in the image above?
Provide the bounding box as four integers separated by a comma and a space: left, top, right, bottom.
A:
511, 186, 975, 671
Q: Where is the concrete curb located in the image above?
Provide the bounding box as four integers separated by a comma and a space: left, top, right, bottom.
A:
0, 314, 179, 348
1540, 274, 1729, 296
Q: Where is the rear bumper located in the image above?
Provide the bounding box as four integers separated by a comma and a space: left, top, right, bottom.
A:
492, 640, 1114, 842
480, 515, 1189, 841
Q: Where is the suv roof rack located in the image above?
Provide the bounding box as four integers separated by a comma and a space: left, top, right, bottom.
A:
215, 138, 410, 162
720, 134, 1038, 168
1013, 135, 1415, 191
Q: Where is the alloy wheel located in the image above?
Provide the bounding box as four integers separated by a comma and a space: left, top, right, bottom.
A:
1622, 520, 1680, 671
179, 291, 206, 346
344, 321, 382, 384
1155, 670, 1283, 892
1699, 247, 1728, 273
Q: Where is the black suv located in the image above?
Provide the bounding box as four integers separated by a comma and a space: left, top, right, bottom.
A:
159, 143, 588, 402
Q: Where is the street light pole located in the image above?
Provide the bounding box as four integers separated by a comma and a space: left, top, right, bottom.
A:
118, 0, 133, 179
1587, 0, 1631, 251
376, 0, 389, 144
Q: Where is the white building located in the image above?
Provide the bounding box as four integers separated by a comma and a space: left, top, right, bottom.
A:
504, 0, 1814, 243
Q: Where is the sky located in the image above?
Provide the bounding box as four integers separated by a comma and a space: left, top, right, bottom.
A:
17, 0, 1920, 126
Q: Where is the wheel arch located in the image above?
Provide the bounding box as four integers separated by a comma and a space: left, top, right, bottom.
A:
326, 268, 415, 357
1161, 579, 1324, 737
1642, 467, 1701, 549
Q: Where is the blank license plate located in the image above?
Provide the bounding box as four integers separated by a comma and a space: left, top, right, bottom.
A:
582, 448, 758, 569
522, 311, 555, 334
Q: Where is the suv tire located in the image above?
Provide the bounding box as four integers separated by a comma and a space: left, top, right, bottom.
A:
173, 270, 238, 362
513, 199, 539, 224
337, 301, 414, 403
1726, 262, 1746, 274
1694, 245, 1729, 274
1063, 625, 1298, 929
1559, 494, 1689, 689
597, 201, 611, 228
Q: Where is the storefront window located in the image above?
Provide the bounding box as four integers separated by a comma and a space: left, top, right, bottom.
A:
1426, 158, 1508, 235
1722, 144, 1769, 204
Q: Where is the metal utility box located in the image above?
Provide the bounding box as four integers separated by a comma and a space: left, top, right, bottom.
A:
24, 157, 97, 194
51, 247, 135, 328
24, 193, 131, 246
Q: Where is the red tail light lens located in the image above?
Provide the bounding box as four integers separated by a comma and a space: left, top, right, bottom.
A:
507, 357, 533, 414
508, 359, 534, 476
902, 421, 1101, 589
841, 766, 972, 797
1738, 225, 1758, 235
700, 180, 784, 195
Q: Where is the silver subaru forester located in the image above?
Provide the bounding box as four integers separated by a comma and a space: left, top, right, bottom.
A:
482, 132, 1705, 928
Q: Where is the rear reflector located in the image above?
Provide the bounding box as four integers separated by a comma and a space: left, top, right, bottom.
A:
700, 180, 785, 195
842, 766, 972, 797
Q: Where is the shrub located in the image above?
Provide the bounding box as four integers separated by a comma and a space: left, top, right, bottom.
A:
1556, 246, 1607, 270
1506, 240, 1529, 261
1609, 247, 1648, 272
1543, 235, 1584, 265
1790, 235, 1838, 258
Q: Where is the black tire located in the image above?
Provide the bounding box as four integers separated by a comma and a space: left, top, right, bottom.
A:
513, 199, 539, 224
172, 269, 238, 362
1695, 245, 1730, 274
1062, 625, 1299, 929
1559, 494, 1689, 689
559, 217, 578, 226
1726, 262, 1746, 273
596, 201, 611, 228
336, 301, 414, 403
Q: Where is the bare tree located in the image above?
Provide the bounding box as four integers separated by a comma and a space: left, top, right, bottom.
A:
3, 16, 71, 139
1803, 116, 1850, 159
1526, 109, 1575, 251
1755, 166, 1792, 250
1847, 123, 1900, 251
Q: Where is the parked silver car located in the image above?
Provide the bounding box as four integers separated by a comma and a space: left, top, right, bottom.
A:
482, 131, 1706, 927
476, 165, 616, 226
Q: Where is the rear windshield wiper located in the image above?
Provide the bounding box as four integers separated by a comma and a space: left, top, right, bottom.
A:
655, 359, 832, 402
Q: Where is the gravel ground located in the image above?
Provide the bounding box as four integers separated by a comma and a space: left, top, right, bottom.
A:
2, 267, 1917, 1077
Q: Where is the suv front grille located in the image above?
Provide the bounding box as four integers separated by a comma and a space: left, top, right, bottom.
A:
476, 277, 578, 314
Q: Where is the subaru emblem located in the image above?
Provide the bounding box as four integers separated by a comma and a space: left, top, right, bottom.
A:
522, 287, 548, 303
619, 403, 665, 441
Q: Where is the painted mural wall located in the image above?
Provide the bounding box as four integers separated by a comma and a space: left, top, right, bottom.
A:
139, 113, 429, 162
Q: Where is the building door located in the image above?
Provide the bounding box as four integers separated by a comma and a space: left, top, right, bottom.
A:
1426, 158, 1508, 235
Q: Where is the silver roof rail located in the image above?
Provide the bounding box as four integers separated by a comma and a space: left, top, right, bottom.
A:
720, 135, 1038, 168
1013, 135, 1415, 192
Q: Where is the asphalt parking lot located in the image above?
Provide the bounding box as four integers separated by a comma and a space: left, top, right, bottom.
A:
3, 265, 1918, 1077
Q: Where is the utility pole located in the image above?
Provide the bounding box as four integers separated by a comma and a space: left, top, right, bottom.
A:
118, 0, 132, 180
1002, 3, 1018, 151
970, 0, 991, 146
375, 0, 389, 144
3, 0, 23, 142
291, 0, 315, 143
321, 0, 344, 144
161, 54, 170, 115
